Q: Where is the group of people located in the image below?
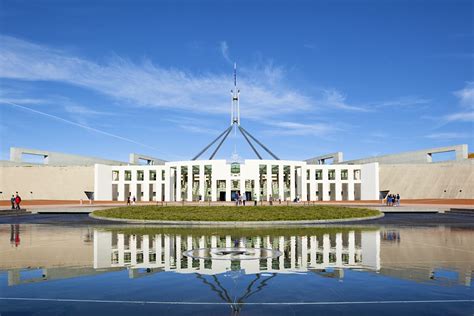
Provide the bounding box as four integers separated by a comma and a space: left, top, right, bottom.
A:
234, 191, 247, 206
385, 193, 400, 206
10, 192, 22, 210
126, 196, 137, 205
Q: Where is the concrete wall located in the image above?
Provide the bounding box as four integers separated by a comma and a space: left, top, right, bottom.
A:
361, 163, 380, 200
379, 160, 474, 199
342, 144, 468, 165
0, 165, 94, 200
10, 147, 126, 166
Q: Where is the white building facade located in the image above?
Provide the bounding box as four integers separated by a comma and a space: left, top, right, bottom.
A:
94, 160, 379, 202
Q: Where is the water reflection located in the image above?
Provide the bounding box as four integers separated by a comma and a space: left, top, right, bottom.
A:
1, 225, 472, 288
94, 230, 381, 275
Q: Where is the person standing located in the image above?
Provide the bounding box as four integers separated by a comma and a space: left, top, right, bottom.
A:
396, 194, 400, 206
127, 196, 131, 205
242, 193, 246, 206
10, 195, 15, 209
132, 196, 136, 205
15, 193, 21, 210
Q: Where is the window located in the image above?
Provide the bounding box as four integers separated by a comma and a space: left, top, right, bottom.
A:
341, 169, 348, 180
328, 169, 336, 180
137, 170, 144, 181
315, 169, 323, 180
231, 163, 240, 174
150, 170, 157, 181
112, 170, 119, 181
306, 169, 310, 180
354, 170, 361, 180
124, 171, 132, 181
162, 170, 165, 181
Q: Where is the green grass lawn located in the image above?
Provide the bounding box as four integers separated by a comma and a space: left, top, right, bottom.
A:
93, 205, 380, 222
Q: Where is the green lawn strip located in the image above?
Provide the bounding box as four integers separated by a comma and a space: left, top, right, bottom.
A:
93, 205, 380, 222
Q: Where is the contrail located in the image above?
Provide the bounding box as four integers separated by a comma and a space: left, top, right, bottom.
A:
2, 101, 162, 153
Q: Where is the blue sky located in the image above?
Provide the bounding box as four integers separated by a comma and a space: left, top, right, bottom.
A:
0, 0, 472, 162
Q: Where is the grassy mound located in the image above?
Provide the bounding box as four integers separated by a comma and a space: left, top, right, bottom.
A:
93, 205, 380, 222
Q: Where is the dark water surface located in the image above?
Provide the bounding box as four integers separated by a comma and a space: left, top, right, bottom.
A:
0, 222, 473, 315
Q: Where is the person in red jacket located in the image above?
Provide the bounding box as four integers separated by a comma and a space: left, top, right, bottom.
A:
15, 193, 21, 210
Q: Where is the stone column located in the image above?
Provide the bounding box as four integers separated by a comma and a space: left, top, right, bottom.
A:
348, 168, 355, 200
164, 168, 171, 202
199, 165, 205, 201
255, 177, 260, 202
156, 177, 162, 202
310, 176, 316, 201
290, 165, 296, 201
300, 167, 307, 201
266, 164, 272, 201
187, 165, 193, 202
335, 169, 342, 201
176, 166, 182, 202
278, 165, 284, 201
240, 178, 246, 199
211, 177, 217, 202
322, 168, 330, 201
225, 179, 231, 202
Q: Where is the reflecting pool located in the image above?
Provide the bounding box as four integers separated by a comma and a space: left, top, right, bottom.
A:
0, 224, 473, 315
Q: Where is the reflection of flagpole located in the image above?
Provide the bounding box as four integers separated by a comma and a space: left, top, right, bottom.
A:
194, 272, 276, 314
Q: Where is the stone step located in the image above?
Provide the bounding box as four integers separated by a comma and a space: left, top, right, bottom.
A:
0, 209, 31, 216
449, 208, 474, 215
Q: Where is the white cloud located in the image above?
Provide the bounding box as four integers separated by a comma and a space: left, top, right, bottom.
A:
425, 132, 470, 140
264, 120, 341, 136
435, 83, 474, 125
2, 101, 163, 152
444, 111, 474, 122
163, 116, 220, 135
0, 88, 47, 105
319, 89, 368, 112
0, 35, 317, 119
372, 96, 431, 108
454, 82, 474, 108
220, 41, 232, 64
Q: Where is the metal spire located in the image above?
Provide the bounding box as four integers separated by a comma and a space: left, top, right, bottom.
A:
192, 63, 280, 160
230, 63, 240, 126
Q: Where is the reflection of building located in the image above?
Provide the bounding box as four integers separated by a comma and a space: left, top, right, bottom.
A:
380, 227, 474, 287
2, 226, 472, 288
7, 267, 121, 286
94, 230, 381, 275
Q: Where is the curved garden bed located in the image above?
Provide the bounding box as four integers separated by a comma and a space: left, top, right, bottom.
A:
91, 205, 383, 225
